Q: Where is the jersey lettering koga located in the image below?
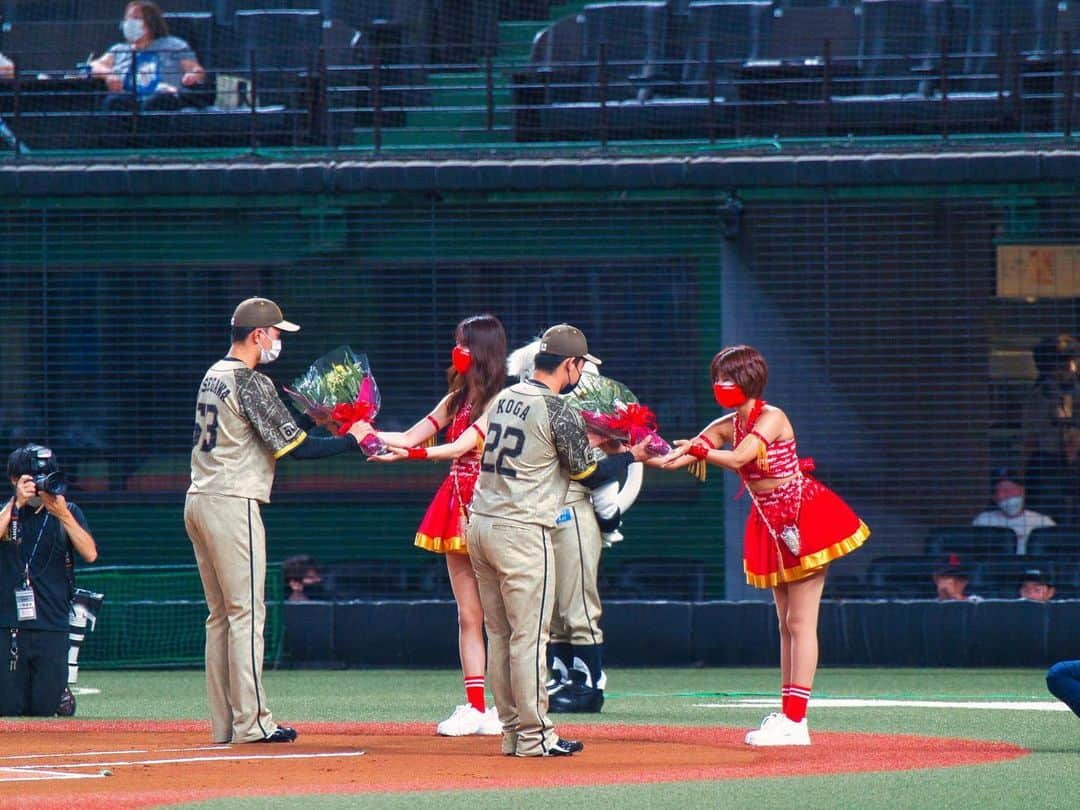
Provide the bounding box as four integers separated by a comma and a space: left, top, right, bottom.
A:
188, 358, 307, 503
470, 380, 597, 528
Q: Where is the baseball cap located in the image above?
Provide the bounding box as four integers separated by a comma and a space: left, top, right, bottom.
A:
933, 554, 968, 578
538, 324, 601, 365
1021, 567, 1053, 586
230, 297, 300, 332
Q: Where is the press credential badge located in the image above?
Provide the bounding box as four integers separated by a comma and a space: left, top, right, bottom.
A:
15, 584, 36, 622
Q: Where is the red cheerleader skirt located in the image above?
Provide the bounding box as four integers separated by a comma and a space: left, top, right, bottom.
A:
743, 475, 869, 589
414, 463, 477, 556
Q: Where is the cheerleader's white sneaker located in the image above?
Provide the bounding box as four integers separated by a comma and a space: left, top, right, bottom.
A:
477, 706, 503, 735
746, 714, 811, 747
744, 712, 782, 744
436, 704, 485, 736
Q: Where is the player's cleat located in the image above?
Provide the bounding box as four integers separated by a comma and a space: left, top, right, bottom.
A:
549, 683, 604, 713
258, 726, 298, 743
501, 730, 518, 756
745, 715, 810, 747
546, 674, 569, 697
56, 687, 76, 717
436, 704, 491, 737
477, 706, 503, 735
544, 738, 584, 757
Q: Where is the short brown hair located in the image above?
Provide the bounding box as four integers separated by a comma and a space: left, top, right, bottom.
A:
710, 345, 768, 399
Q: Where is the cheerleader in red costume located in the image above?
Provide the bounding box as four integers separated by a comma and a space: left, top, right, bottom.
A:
372, 314, 507, 737
660, 345, 869, 746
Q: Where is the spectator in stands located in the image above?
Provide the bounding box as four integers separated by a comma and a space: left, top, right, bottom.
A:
1022, 334, 1080, 524
933, 556, 979, 602
1019, 568, 1055, 602
90, 2, 207, 113
972, 469, 1055, 554
0, 52, 13, 80
283, 555, 325, 602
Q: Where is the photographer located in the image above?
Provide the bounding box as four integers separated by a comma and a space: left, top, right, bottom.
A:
0, 445, 97, 716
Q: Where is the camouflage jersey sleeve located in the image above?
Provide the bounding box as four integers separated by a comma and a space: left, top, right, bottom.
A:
236, 368, 308, 459
543, 394, 597, 480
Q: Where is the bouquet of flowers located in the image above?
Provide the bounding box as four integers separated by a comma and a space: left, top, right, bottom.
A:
566, 372, 671, 457
283, 345, 387, 456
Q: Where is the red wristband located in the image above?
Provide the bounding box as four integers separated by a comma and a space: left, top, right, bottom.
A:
697, 435, 716, 449
407, 447, 429, 460
688, 443, 710, 460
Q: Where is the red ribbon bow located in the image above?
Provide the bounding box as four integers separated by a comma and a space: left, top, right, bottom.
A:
331, 401, 375, 436
607, 403, 658, 435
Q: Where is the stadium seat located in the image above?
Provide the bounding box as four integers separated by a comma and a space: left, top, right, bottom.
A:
969, 555, 1058, 599
944, 0, 1064, 133
323, 558, 412, 599
605, 556, 707, 600
865, 555, 937, 598
233, 8, 321, 118
828, 0, 946, 135
923, 525, 1018, 559
1, 0, 77, 23
1025, 525, 1080, 561
0, 20, 116, 75
736, 4, 861, 135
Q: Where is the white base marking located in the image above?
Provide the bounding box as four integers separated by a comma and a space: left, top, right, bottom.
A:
69, 687, 101, 696
695, 697, 1070, 711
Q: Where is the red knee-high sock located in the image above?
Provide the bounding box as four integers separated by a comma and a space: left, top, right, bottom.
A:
786, 684, 811, 723
464, 675, 486, 712
781, 684, 792, 717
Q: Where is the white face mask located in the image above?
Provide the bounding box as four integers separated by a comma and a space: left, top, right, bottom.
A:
997, 496, 1024, 517
122, 18, 145, 43
258, 334, 282, 365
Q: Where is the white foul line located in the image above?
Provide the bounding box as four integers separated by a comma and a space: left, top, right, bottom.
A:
0, 749, 366, 785
12, 750, 367, 771
0, 745, 230, 761
0, 767, 105, 783
694, 697, 1070, 711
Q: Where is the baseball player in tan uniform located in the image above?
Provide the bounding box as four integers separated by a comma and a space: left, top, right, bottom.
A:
547, 475, 608, 713
468, 324, 650, 757
185, 297, 368, 744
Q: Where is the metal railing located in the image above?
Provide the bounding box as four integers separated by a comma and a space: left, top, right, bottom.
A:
0, 35, 1077, 156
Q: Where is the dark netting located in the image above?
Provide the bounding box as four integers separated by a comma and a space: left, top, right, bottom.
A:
0, 1, 1076, 154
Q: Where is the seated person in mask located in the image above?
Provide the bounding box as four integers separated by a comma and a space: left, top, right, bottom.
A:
972, 469, 1054, 555
90, 2, 206, 112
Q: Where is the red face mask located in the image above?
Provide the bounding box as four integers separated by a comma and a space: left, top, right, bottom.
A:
452, 345, 472, 374
713, 382, 747, 408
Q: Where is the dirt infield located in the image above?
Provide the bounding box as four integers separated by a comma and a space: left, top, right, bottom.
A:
0, 720, 1027, 809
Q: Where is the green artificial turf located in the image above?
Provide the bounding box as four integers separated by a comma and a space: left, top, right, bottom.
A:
57, 667, 1080, 809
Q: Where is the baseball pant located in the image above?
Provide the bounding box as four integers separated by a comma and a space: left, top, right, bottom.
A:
549, 500, 604, 647
468, 513, 558, 756
185, 493, 276, 743
1047, 659, 1080, 718
0, 629, 68, 716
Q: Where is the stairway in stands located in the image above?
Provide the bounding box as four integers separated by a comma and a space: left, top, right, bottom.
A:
355, 2, 592, 148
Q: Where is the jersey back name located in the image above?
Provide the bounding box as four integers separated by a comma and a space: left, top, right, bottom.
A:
471, 381, 587, 527
188, 359, 306, 503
